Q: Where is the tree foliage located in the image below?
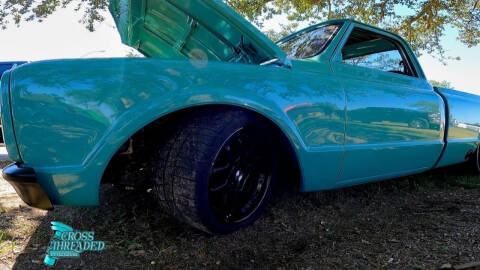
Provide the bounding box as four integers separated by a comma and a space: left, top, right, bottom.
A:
0, 0, 108, 31
226, 0, 480, 60
0, 0, 478, 60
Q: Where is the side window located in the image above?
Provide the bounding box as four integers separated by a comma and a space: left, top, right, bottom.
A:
341, 27, 416, 77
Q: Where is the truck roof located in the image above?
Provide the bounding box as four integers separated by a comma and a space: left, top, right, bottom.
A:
278, 19, 408, 43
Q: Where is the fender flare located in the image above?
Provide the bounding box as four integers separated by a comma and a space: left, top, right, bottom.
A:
87, 99, 306, 205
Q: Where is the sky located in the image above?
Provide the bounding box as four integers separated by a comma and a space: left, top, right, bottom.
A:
0, 5, 478, 94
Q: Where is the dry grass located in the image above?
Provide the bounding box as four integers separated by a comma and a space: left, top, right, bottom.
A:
1, 162, 480, 269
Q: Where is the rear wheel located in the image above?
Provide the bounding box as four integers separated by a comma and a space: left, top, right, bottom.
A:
151, 109, 277, 234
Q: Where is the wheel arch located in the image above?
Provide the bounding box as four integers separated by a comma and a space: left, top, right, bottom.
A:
98, 103, 304, 197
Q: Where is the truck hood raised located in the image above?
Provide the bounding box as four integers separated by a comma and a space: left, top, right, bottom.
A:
109, 0, 287, 65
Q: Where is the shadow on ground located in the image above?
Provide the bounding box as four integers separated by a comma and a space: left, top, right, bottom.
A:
4, 163, 480, 269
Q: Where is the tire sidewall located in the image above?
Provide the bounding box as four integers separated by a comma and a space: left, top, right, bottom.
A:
194, 112, 277, 234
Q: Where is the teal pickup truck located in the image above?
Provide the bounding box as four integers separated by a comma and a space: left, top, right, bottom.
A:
2, 0, 479, 234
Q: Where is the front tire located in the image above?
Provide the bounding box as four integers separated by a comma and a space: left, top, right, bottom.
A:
152, 109, 277, 234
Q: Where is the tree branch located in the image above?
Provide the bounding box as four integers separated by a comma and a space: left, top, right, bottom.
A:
327, 0, 332, 19
467, 0, 479, 24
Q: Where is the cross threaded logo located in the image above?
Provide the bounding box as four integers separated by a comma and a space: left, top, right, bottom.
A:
44, 222, 105, 266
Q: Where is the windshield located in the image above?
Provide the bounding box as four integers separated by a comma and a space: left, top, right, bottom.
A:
277, 24, 341, 59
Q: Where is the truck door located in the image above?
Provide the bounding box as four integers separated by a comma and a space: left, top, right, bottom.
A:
330, 24, 445, 185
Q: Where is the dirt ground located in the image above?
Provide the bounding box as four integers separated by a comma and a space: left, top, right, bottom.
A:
1, 161, 480, 270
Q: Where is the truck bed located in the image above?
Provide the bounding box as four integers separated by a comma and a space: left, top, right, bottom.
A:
435, 87, 480, 168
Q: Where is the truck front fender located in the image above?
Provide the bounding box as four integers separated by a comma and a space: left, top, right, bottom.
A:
9, 58, 345, 205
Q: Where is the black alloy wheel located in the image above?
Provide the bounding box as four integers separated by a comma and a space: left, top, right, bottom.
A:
208, 126, 273, 225
151, 109, 277, 234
